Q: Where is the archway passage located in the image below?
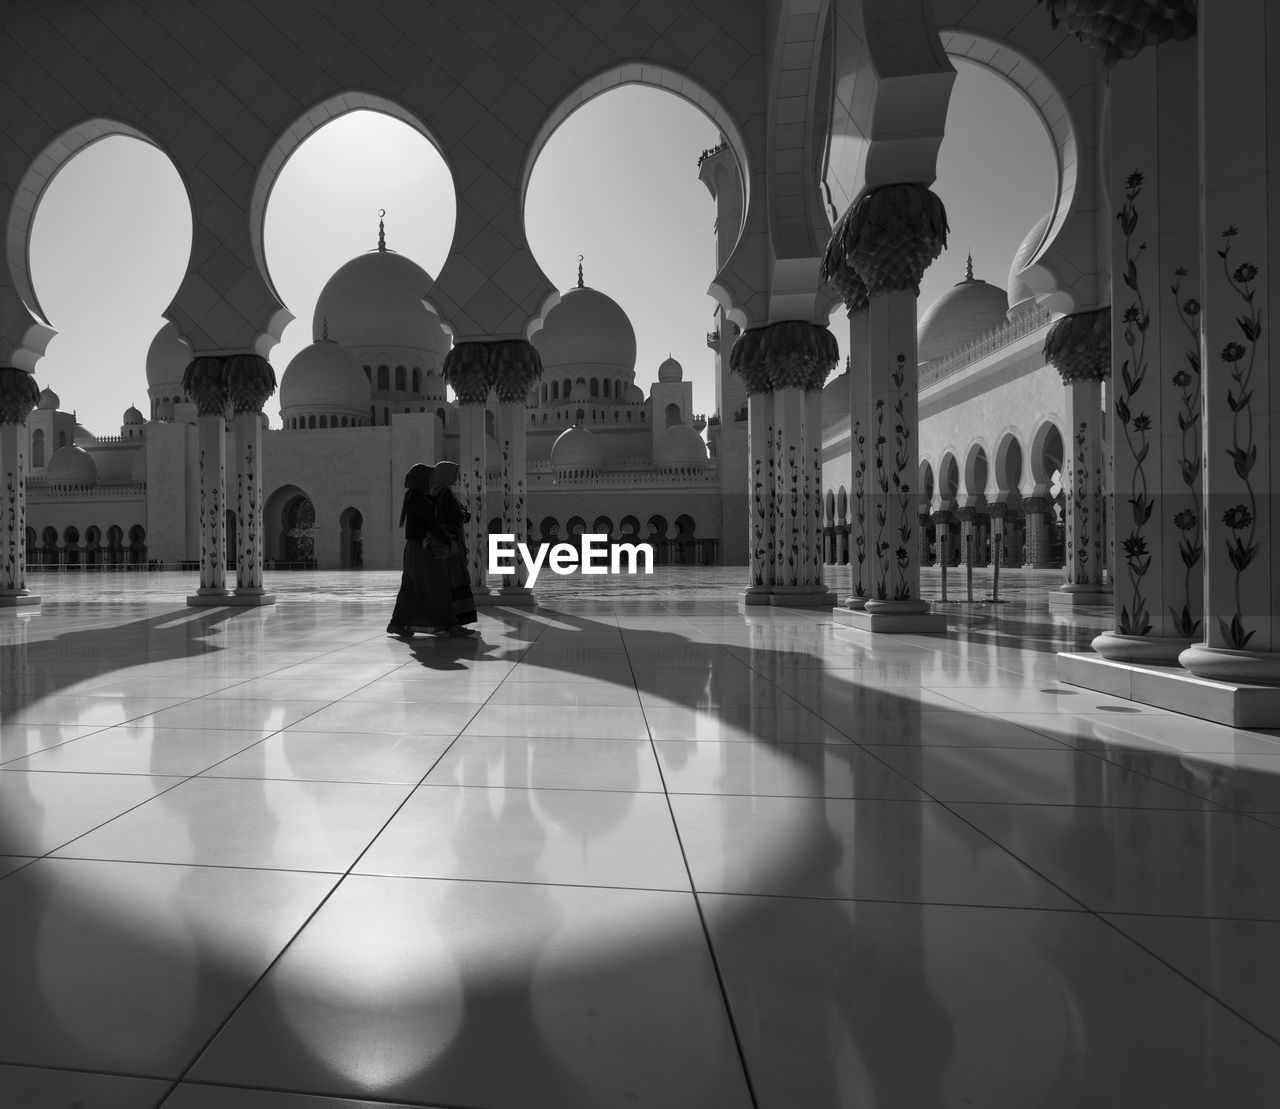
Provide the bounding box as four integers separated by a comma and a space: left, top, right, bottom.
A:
339, 508, 364, 569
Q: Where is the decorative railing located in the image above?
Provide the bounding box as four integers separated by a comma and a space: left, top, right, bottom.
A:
697, 140, 728, 166
27, 481, 146, 500
919, 303, 1052, 388
706, 330, 720, 349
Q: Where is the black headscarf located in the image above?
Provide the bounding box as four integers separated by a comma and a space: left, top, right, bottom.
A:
399, 463, 435, 526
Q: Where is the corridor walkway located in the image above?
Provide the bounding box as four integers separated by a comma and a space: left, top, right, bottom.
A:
2, 569, 1279, 1107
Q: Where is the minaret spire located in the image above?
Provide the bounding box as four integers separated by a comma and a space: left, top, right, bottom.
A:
377, 208, 386, 252
965, 252, 974, 281
577, 254, 584, 288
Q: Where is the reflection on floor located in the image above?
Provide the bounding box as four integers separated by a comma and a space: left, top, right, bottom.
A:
2, 568, 1279, 1108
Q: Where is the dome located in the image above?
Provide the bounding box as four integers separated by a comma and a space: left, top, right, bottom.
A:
130, 444, 147, 483
37, 386, 59, 410
312, 246, 449, 359
1008, 212, 1053, 316
279, 340, 371, 416
658, 355, 683, 382
123, 405, 144, 425
421, 369, 447, 402
625, 383, 644, 403
654, 423, 709, 469
46, 444, 97, 487
533, 285, 637, 375
550, 424, 603, 470
146, 322, 192, 388
917, 257, 1010, 362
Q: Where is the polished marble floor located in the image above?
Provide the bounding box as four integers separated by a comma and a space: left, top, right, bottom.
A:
3, 568, 1280, 1108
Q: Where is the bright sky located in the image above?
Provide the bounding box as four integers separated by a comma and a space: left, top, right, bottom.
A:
27, 61, 1053, 437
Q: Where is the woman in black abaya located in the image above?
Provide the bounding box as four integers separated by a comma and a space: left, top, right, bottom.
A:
387, 463, 452, 636
427, 461, 478, 634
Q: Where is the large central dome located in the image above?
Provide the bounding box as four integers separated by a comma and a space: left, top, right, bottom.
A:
533, 284, 637, 375
917, 257, 1010, 363
313, 246, 450, 359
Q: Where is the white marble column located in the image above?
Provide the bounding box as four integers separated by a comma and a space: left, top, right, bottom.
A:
844, 310, 871, 608
442, 343, 493, 600
1091, 39, 1202, 663
492, 340, 541, 606
226, 354, 276, 606
1181, 0, 1280, 685
1023, 498, 1051, 567
0, 369, 40, 606
730, 329, 775, 603
184, 356, 230, 605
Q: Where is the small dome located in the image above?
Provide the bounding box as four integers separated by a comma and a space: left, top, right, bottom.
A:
917, 257, 1010, 362
130, 444, 147, 483
421, 369, 447, 402
123, 405, 144, 425
37, 386, 60, 410
279, 340, 371, 416
550, 424, 603, 470
533, 285, 637, 376
625, 383, 644, 403
654, 423, 708, 469
1008, 212, 1053, 316
146, 322, 192, 389
313, 247, 449, 359
658, 355, 683, 383
46, 444, 97, 487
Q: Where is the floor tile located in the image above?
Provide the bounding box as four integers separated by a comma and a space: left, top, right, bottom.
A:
52, 777, 413, 871
856, 708, 1068, 748
0, 856, 34, 878
644, 704, 852, 744
653, 739, 926, 799
139, 700, 330, 732
426, 734, 663, 792
296, 700, 479, 735
0, 770, 179, 855
0, 858, 334, 1075
670, 793, 1077, 908
355, 785, 688, 890
203, 731, 456, 785
188, 876, 752, 1108
868, 746, 1209, 807
5, 726, 268, 777
0, 1064, 169, 1109
463, 702, 649, 740
484, 682, 642, 707
0, 722, 104, 764
702, 894, 1280, 1109
952, 803, 1280, 918
0, 694, 188, 727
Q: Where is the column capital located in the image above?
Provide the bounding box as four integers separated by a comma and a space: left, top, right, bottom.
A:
490, 339, 544, 404
824, 183, 949, 297
224, 353, 276, 414
728, 328, 772, 395
729, 321, 838, 393
1023, 495, 1053, 513
1045, 1, 1196, 68
1044, 307, 1111, 383
987, 501, 1009, 519
182, 356, 230, 416
442, 342, 493, 405
0, 368, 40, 426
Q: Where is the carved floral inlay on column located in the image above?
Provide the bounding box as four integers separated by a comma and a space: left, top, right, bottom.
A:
1170, 265, 1203, 638
1215, 228, 1263, 650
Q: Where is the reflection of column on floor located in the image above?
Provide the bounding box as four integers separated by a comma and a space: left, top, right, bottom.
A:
931, 511, 951, 569
184, 357, 230, 603
226, 354, 276, 606
492, 339, 541, 605
442, 343, 493, 599
1023, 498, 1050, 567
1181, 0, 1280, 686
0, 368, 40, 606
1044, 310, 1112, 605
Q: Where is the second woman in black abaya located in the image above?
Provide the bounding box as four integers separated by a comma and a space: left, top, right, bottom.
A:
387, 463, 452, 636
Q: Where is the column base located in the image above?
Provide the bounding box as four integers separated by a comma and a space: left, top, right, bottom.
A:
1059, 651, 1280, 727
833, 605, 949, 635
187, 588, 233, 607
1048, 584, 1113, 609
738, 585, 837, 610
1178, 643, 1280, 687
739, 585, 773, 606
843, 595, 869, 611
495, 585, 538, 608
0, 590, 40, 607
1092, 631, 1192, 665
226, 591, 277, 607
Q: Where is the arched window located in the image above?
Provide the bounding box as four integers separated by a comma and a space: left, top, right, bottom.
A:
308, 415, 316, 429
57, 430, 67, 448
665, 402, 680, 427
437, 407, 446, 425
377, 365, 390, 391
551, 381, 559, 400
383, 407, 390, 424
319, 415, 328, 428
341, 416, 348, 427
576, 408, 585, 423
563, 377, 571, 397
603, 378, 610, 398
395, 366, 406, 391
412, 368, 421, 392
590, 378, 599, 396
485, 410, 496, 438
541, 384, 548, 403
32, 429, 44, 467
640, 411, 646, 421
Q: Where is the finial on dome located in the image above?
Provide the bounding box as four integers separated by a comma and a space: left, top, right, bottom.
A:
577, 254, 584, 288
965, 253, 974, 281
377, 209, 386, 252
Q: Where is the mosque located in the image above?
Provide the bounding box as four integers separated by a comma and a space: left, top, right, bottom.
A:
22, 231, 728, 573
3, 2, 1280, 1107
